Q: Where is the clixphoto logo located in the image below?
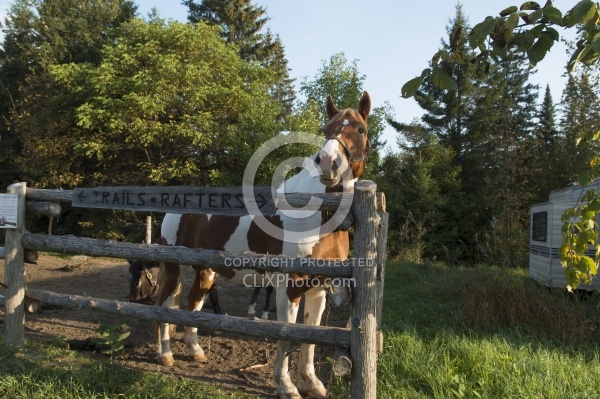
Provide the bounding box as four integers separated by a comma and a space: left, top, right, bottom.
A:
241, 273, 355, 289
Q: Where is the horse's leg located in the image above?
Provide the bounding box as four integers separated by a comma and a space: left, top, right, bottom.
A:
274, 283, 302, 399
261, 285, 274, 320
208, 283, 222, 314
247, 286, 261, 315
183, 268, 215, 362
156, 263, 186, 366
297, 287, 328, 398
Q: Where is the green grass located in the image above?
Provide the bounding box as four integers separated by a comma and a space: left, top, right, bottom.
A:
368, 261, 600, 399
0, 337, 255, 399
3, 261, 600, 398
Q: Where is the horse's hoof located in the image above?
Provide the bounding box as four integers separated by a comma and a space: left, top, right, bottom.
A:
160, 353, 175, 367
303, 387, 327, 399
190, 352, 207, 362
276, 393, 302, 399
260, 311, 269, 320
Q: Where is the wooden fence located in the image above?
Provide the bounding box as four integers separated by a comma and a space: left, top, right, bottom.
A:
1, 180, 389, 399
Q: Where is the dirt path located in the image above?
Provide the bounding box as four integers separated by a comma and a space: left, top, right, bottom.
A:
0, 253, 346, 398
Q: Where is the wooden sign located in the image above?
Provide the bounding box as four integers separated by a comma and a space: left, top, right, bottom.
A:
0, 194, 18, 228
72, 186, 276, 216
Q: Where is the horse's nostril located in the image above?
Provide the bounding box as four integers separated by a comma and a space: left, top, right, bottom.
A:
332, 153, 343, 170
315, 153, 322, 165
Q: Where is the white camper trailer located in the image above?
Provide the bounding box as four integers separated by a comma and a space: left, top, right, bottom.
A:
529, 182, 600, 290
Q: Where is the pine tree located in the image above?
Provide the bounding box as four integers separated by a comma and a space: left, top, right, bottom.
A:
530, 85, 562, 202
182, 0, 295, 117
559, 71, 600, 183
0, 0, 137, 188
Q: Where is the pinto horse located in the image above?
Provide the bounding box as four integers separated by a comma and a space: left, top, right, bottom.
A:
128, 258, 272, 317
154, 92, 371, 399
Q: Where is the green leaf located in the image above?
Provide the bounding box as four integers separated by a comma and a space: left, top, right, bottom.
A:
592, 32, 600, 54
431, 68, 456, 90
401, 76, 423, 98
500, 6, 519, 16
544, 27, 560, 41
505, 12, 520, 32
528, 8, 544, 23
543, 5, 563, 24
567, 44, 592, 71
521, 1, 541, 11
469, 17, 497, 48
527, 32, 554, 65
564, 0, 597, 27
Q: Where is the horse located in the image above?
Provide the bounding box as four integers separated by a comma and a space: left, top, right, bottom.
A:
154, 91, 371, 399
128, 258, 273, 318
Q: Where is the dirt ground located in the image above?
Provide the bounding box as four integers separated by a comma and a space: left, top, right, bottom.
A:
0, 253, 347, 398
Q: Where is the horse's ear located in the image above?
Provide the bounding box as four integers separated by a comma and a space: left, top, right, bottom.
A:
358, 91, 371, 121
326, 94, 339, 120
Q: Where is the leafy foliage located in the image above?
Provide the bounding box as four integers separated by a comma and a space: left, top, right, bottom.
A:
402, 1, 600, 99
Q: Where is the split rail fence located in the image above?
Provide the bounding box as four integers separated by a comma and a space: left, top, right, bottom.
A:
1, 180, 389, 399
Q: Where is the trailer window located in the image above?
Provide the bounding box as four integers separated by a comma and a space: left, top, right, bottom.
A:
532, 212, 547, 242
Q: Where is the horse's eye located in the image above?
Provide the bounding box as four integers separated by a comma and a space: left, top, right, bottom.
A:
358, 127, 365, 134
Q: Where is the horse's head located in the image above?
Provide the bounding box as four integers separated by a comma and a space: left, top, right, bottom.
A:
128, 259, 160, 304
316, 91, 371, 188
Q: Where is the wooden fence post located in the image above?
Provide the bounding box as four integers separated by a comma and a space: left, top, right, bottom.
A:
4, 182, 27, 348
351, 180, 379, 399
375, 211, 389, 352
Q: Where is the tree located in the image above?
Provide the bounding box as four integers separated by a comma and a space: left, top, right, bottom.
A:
530, 84, 563, 203
380, 125, 462, 262
41, 19, 281, 187
401, 0, 600, 287
558, 71, 600, 181
183, 0, 295, 118
0, 0, 137, 188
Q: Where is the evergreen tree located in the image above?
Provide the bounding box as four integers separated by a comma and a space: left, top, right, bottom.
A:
0, 0, 137, 188
466, 54, 538, 267
559, 71, 600, 183
183, 0, 295, 117
411, 4, 475, 161
530, 84, 562, 202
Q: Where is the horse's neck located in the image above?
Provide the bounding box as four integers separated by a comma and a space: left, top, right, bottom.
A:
276, 156, 357, 258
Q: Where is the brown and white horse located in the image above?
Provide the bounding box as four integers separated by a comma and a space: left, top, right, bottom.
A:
154, 92, 371, 399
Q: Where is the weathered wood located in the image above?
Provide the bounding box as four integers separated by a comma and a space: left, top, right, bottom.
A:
4, 182, 27, 348
2, 245, 38, 264
21, 233, 354, 278
26, 201, 61, 217
72, 186, 275, 216
332, 348, 352, 376
0, 294, 39, 314
145, 215, 152, 245
24, 288, 351, 348
277, 192, 385, 213
25, 187, 386, 213
376, 211, 389, 332
350, 180, 379, 399
333, 317, 353, 376
26, 188, 72, 203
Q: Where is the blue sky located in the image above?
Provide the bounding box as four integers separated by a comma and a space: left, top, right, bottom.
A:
135, 0, 577, 152
0, 0, 578, 151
